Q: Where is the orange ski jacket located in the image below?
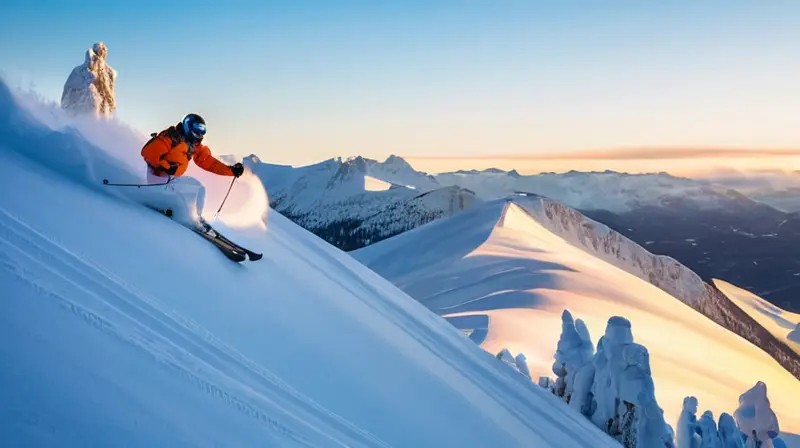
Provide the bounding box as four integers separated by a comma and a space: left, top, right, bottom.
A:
141, 126, 233, 177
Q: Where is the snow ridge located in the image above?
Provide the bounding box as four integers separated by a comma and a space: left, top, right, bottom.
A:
61, 42, 117, 118
508, 196, 800, 380
511, 195, 709, 307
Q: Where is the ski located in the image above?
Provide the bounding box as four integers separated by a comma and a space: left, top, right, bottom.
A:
194, 222, 263, 262
191, 227, 248, 262
208, 229, 263, 261
148, 206, 262, 262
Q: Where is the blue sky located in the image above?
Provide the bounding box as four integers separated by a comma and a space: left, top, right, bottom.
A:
1, 0, 799, 169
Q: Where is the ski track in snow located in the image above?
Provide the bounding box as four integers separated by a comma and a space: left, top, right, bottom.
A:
0, 207, 390, 448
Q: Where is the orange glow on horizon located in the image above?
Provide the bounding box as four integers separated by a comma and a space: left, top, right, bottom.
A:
403, 153, 800, 176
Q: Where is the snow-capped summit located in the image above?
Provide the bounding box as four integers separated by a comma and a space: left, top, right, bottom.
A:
244, 155, 476, 250
61, 42, 117, 118
325, 156, 370, 192
382, 154, 413, 171
363, 155, 441, 191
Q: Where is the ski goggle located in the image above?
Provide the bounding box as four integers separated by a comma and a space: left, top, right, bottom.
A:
189, 122, 206, 139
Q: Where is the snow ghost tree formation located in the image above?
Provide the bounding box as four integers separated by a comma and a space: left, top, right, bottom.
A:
675, 382, 786, 448
545, 311, 676, 447
495, 348, 531, 379
61, 42, 117, 118
676, 397, 746, 448
733, 381, 784, 448
540, 309, 788, 448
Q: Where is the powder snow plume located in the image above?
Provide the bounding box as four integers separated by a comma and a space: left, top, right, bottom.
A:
190, 164, 269, 229
2, 79, 269, 230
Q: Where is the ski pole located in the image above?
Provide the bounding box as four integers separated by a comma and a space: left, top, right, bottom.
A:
102, 176, 173, 187
214, 176, 237, 217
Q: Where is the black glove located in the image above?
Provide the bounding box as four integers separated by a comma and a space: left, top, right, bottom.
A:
230, 162, 244, 178
166, 162, 179, 176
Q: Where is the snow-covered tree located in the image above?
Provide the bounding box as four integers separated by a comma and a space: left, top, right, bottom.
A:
718, 413, 745, 448
676, 399, 746, 448
588, 316, 674, 448
567, 317, 595, 416
514, 353, 532, 379
698, 411, 723, 448
495, 348, 531, 379
552, 310, 594, 403
676, 396, 700, 448
496, 348, 515, 363
590, 334, 612, 428
734, 381, 782, 448
61, 42, 117, 118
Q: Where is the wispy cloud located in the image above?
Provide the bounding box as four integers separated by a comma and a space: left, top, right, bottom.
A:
409, 147, 800, 161
404, 148, 800, 177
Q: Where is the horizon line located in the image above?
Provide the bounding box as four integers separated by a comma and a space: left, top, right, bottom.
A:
404, 147, 800, 161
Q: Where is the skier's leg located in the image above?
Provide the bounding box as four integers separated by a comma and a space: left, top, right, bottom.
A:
165, 176, 207, 230
196, 182, 207, 218
135, 164, 206, 230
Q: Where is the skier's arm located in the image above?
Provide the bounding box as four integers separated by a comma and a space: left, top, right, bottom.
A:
193, 145, 234, 176
141, 136, 173, 171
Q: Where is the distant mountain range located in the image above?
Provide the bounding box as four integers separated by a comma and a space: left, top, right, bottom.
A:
244, 155, 476, 250
246, 154, 800, 312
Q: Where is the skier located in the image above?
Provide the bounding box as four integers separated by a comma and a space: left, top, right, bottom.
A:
141, 113, 244, 183
120, 113, 261, 262
138, 113, 245, 230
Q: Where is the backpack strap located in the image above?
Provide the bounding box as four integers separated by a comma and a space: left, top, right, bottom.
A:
145, 126, 195, 162
144, 126, 182, 149
162, 126, 182, 148
162, 126, 196, 159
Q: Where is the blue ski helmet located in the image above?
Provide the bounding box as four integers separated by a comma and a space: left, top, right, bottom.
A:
182, 113, 206, 143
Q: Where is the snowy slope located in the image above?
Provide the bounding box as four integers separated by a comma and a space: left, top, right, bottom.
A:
715, 279, 800, 355
244, 155, 477, 250
354, 186, 479, 246
353, 199, 800, 437
0, 80, 617, 447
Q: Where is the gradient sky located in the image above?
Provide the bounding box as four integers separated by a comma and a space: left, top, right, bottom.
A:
1, 0, 799, 171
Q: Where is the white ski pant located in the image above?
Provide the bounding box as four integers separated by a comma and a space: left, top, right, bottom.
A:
140, 165, 207, 227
